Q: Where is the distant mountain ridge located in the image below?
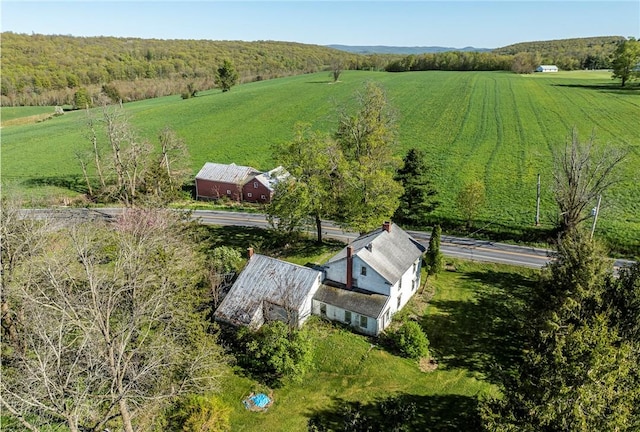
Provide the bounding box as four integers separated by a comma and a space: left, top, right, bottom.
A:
327, 44, 493, 54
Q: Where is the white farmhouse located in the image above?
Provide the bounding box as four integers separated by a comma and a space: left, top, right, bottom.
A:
214, 222, 425, 336
315, 222, 425, 335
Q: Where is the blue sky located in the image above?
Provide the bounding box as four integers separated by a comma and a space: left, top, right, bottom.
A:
1, 1, 638, 48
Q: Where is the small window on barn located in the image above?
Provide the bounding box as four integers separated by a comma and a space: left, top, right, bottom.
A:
254, 182, 259, 188
320, 303, 327, 316
359, 315, 368, 328
397, 294, 402, 309
261, 195, 266, 200
344, 310, 351, 323
360, 266, 367, 276
247, 193, 253, 198
226, 190, 231, 195
412, 279, 416, 291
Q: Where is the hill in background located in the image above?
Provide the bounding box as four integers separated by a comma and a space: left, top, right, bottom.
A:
327, 44, 492, 54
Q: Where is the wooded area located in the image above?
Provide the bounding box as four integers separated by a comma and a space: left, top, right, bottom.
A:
2, 33, 629, 106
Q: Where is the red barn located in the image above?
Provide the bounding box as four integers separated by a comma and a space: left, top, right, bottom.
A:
195, 163, 261, 201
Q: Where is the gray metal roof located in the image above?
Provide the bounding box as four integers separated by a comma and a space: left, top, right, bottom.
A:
253, 166, 291, 191
214, 254, 322, 327
326, 223, 426, 285
195, 162, 261, 184
314, 282, 389, 318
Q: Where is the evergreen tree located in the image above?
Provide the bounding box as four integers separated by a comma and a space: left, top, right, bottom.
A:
215, 59, 239, 92
480, 231, 639, 431
424, 224, 443, 278
393, 148, 438, 227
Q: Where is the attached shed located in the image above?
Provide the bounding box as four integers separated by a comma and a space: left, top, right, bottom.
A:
313, 282, 391, 336
535, 65, 558, 73
214, 253, 323, 329
195, 162, 261, 201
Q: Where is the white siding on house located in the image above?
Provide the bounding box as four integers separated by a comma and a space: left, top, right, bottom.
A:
312, 300, 379, 336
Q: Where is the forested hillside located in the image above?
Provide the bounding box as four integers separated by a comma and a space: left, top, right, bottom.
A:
1, 33, 627, 106
494, 36, 624, 70
1, 32, 381, 106
385, 36, 625, 72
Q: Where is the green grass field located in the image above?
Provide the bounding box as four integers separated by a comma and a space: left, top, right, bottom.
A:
2, 70, 639, 253
218, 259, 537, 431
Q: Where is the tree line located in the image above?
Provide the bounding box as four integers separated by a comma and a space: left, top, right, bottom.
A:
0, 32, 372, 106
4, 33, 635, 107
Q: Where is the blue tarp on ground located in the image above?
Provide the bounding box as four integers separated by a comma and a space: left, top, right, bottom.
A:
251, 393, 270, 408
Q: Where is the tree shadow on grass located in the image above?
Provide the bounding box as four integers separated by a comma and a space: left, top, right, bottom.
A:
190, 224, 344, 260
307, 394, 481, 432
552, 82, 640, 95
422, 270, 535, 385
23, 175, 88, 194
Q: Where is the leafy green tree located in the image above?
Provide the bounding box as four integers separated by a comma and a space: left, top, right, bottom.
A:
456, 180, 486, 230
611, 37, 640, 87
334, 82, 403, 233
424, 224, 443, 278
236, 321, 313, 386
270, 123, 345, 243
266, 178, 312, 239
393, 148, 438, 227
215, 59, 239, 92
73, 87, 92, 109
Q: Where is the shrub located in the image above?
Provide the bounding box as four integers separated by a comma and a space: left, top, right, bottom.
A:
236, 321, 313, 386
390, 321, 430, 360
165, 394, 231, 432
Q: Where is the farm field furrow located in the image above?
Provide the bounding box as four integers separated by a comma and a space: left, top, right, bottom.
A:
2, 70, 639, 253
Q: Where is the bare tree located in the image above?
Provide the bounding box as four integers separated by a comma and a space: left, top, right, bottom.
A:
553, 128, 626, 235
1, 209, 226, 431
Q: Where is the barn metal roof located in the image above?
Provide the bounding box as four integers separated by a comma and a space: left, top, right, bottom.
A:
253, 166, 291, 191
314, 282, 389, 319
214, 254, 322, 327
195, 162, 261, 184
325, 223, 425, 285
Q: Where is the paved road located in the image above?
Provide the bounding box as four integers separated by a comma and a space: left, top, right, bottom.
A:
23, 208, 635, 271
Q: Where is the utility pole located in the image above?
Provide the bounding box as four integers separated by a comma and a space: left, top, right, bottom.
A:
535, 173, 541, 226
590, 194, 602, 240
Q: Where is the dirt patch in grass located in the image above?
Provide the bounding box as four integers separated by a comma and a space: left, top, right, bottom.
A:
419, 357, 439, 372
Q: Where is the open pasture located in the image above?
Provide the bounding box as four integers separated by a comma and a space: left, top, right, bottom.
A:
2, 70, 638, 253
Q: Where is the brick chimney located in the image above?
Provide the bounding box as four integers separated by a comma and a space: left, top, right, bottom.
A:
383, 221, 391, 233
346, 245, 353, 289
247, 247, 254, 259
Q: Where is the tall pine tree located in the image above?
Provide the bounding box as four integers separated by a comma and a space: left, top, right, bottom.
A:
393, 148, 438, 227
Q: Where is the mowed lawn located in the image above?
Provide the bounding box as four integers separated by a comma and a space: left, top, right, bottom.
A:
2, 70, 639, 252
218, 260, 537, 432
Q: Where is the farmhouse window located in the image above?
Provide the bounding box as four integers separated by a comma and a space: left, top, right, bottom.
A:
261, 195, 266, 200
226, 190, 231, 195
254, 182, 259, 188
247, 193, 253, 198
397, 295, 401, 309
412, 279, 416, 291
359, 315, 368, 328
344, 310, 351, 323
360, 267, 367, 276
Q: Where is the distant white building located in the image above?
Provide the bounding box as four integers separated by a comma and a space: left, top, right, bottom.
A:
536, 65, 558, 73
